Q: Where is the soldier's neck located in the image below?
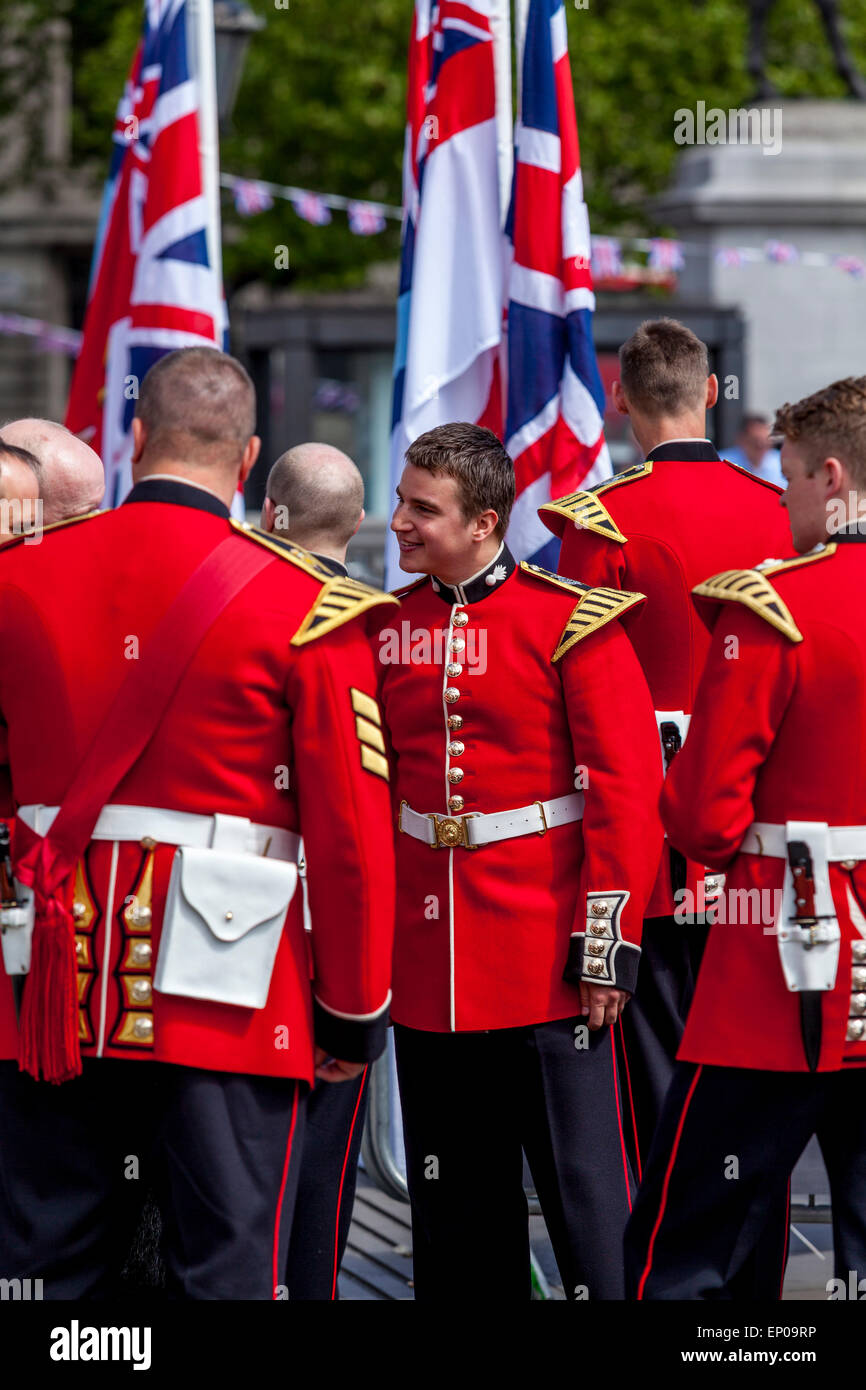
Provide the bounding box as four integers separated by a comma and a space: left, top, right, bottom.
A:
434, 539, 503, 588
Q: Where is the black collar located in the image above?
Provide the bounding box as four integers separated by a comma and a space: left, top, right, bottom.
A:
833, 525, 866, 544
646, 439, 720, 464
429, 543, 516, 606
309, 551, 348, 577
123, 477, 231, 519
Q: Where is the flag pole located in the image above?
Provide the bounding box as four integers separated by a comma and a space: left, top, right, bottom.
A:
187, 0, 224, 324
489, 0, 513, 231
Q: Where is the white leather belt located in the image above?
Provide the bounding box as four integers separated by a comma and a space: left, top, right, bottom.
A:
18, 803, 300, 862
398, 792, 584, 850
742, 821, 866, 863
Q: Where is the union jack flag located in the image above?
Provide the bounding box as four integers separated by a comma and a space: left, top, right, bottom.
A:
764, 239, 799, 265
347, 200, 387, 236
590, 235, 623, 281
386, 0, 505, 585
647, 237, 684, 273
232, 177, 274, 217
291, 191, 333, 226
66, 0, 226, 507
504, 0, 610, 564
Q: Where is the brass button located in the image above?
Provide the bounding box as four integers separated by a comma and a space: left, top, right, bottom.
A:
448, 795, 464, 813
128, 903, 152, 927
850, 993, 866, 1016
586, 961, 605, 976
72, 901, 87, 921
448, 741, 465, 757
590, 923, 609, 937
853, 966, 866, 990
131, 941, 152, 966
140, 836, 157, 851
846, 1018, 865, 1042
452, 612, 468, 627
132, 1015, 153, 1041
587, 943, 606, 956
75, 938, 86, 961
853, 941, 866, 963
447, 768, 464, 784
444, 688, 461, 704
447, 714, 463, 730
446, 663, 462, 677
131, 978, 152, 1005
591, 902, 610, 918
840, 860, 858, 871
450, 637, 465, 652
225, 911, 234, 921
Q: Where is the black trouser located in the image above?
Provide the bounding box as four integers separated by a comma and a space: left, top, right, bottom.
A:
394, 1016, 635, 1301
0, 1058, 306, 1300
625, 1061, 866, 1299
285, 1066, 369, 1300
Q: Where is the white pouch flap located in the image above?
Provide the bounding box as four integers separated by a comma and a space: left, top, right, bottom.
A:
0, 878, 34, 976
154, 846, 298, 1009
774, 821, 841, 993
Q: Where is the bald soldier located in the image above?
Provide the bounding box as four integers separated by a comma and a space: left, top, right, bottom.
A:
2, 418, 104, 523
264, 442, 371, 1299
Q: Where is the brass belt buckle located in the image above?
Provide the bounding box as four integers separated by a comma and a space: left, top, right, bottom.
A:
430, 813, 479, 850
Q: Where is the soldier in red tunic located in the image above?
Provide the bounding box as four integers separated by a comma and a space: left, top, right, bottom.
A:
540, 319, 794, 1173
626, 377, 866, 1299
378, 422, 663, 1300
0, 349, 396, 1299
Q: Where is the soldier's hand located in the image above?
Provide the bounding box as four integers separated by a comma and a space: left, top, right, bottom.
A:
579, 982, 630, 1030
314, 1047, 366, 1083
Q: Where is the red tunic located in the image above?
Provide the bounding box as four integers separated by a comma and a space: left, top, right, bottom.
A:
541, 442, 793, 915
375, 547, 664, 1032
661, 537, 866, 1072
0, 479, 397, 1084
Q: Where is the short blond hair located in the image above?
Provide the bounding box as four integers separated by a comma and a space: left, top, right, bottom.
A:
774, 378, 866, 484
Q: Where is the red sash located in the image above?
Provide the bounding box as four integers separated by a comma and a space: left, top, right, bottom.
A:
15, 534, 274, 1082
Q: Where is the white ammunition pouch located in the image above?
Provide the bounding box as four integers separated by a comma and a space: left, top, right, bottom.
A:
0, 881, 35, 976
155, 845, 299, 1010
655, 710, 690, 775
775, 822, 840, 994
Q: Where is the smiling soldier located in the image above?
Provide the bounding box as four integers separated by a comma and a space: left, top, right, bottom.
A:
376, 422, 664, 1300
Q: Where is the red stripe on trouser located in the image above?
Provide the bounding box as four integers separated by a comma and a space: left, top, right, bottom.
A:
271, 1086, 300, 1300
609, 1027, 633, 1213
330, 1065, 369, 1300
779, 1177, 792, 1300
617, 1014, 642, 1184
636, 1063, 703, 1301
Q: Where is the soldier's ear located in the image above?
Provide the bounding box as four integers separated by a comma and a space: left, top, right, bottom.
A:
706, 374, 719, 409
239, 435, 261, 484
131, 416, 146, 465
612, 381, 629, 416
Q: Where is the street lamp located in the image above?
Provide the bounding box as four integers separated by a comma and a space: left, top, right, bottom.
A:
213, 0, 265, 129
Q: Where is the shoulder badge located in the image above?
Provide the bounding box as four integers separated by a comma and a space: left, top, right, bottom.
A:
691, 568, 804, 643
231, 521, 398, 643
0, 508, 104, 552
538, 490, 627, 544
552, 586, 646, 663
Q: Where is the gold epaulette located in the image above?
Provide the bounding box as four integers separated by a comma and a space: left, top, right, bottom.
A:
755, 544, 837, 578
594, 460, 654, 495
0, 508, 104, 551
538, 490, 627, 544
691, 567, 808, 643
551, 586, 646, 663
231, 521, 399, 643
519, 560, 593, 597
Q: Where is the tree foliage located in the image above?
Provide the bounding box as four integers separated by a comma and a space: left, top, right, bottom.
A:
2, 0, 865, 290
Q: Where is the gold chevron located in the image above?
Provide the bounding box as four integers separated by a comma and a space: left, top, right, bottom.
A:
355, 714, 386, 754
552, 586, 646, 662
350, 687, 382, 725
360, 745, 389, 781
691, 569, 804, 643
538, 490, 627, 544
